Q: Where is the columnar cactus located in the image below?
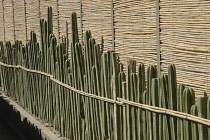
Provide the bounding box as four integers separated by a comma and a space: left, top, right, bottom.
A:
177, 84, 185, 140
197, 97, 208, 140
168, 64, 177, 140
183, 88, 195, 140
151, 78, 159, 140
190, 105, 199, 140
159, 74, 170, 140
136, 63, 145, 140
146, 65, 157, 140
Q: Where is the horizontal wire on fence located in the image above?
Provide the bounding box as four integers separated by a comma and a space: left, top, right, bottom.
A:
1, 61, 210, 126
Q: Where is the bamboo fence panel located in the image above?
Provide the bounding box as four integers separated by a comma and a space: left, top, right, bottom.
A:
2, 0, 210, 97
114, 0, 157, 70
82, 0, 112, 51
160, 0, 210, 96
25, 0, 40, 43
3, 0, 14, 42
0, 1, 4, 41
13, 0, 26, 42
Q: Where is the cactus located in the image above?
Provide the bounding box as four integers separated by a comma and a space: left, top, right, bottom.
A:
136, 63, 145, 140
177, 84, 185, 140
137, 63, 145, 103
190, 105, 199, 140
159, 74, 171, 140
125, 60, 136, 140
168, 64, 177, 140
71, 12, 79, 47
131, 73, 137, 139
118, 72, 125, 139
142, 90, 147, 140
151, 78, 159, 140
122, 81, 127, 140
111, 52, 120, 140
197, 97, 208, 140
183, 88, 194, 140
146, 65, 157, 140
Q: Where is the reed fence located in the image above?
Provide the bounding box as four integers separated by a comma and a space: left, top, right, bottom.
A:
1, 0, 210, 97
1, 6, 210, 140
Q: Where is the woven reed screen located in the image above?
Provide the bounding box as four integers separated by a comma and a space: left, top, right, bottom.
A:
13, 0, 26, 42
82, 0, 112, 52
160, 0, 210, 97
1, 0, 210, 97
2, 0, 14, 42
114, 0, 157, 69
0, 1, 4, 42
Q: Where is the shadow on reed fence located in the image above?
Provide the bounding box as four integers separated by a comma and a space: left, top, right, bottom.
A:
0, 7, 210, 140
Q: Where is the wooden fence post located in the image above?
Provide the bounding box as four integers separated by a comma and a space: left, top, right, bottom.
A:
56, 0, 60, 43
12, 0, 15, 42
111, 0, 115, 51
156, 0, 161, 77
23, 0, 27, 41
2, 0, 6, 43
38, 0, 41, 44
111, 1, 117, 139
79, 0, 83, 46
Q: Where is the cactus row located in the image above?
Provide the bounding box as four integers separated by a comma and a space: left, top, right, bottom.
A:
0, 7, 210, 140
